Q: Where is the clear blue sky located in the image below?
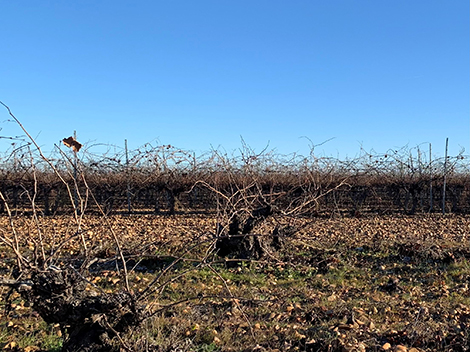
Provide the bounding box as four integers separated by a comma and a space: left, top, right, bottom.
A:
1, 1, 468, 159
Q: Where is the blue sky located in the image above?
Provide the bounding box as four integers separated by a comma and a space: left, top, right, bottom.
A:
1, 1, 468, 159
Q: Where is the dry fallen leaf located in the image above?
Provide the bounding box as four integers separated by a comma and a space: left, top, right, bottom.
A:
357, 343, 366, 352
3, 341, 17, 349
355, 318, 365, 325
24, 347, 40, 352
337, 324, 354, 331
327, 294, 337, 302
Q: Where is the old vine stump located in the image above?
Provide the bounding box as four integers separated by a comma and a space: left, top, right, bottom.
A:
215, 205, 286, 260
21, 268, 141, 352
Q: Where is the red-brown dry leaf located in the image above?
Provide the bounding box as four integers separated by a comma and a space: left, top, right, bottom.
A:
62, 136, 82, 152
